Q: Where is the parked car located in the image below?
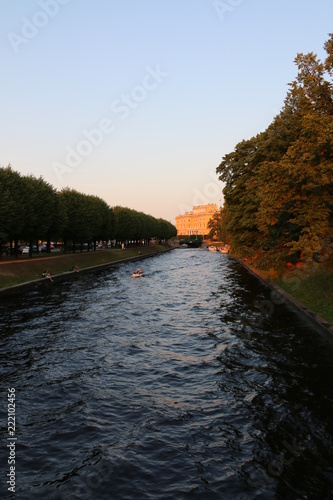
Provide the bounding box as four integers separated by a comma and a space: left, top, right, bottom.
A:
20, 246, 30, 254
39, 243, 55, 252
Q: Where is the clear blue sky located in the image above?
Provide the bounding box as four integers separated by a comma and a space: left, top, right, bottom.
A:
1, 0, 332, 223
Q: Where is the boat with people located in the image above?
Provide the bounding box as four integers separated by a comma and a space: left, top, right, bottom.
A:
208, 244, 230, 254
132, 269, 144, 278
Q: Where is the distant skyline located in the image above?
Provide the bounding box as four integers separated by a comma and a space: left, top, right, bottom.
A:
1, 0, 332, 223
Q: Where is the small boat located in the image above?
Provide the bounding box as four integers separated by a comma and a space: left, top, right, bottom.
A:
208, 245, 217, 252
217, 246, 229, 254
132, 269, 144, 278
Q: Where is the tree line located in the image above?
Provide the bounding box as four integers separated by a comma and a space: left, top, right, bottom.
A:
216, 34, 333, 270
0, 166, 177, 257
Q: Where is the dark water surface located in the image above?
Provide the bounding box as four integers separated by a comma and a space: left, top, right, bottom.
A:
0, 249, 333, 499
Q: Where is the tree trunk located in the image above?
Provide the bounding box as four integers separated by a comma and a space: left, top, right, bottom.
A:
14, 237, 19, 259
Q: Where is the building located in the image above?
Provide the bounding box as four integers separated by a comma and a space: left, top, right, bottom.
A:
175, 204, 218, 237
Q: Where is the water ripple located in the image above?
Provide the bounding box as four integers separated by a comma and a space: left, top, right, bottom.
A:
0, 249, 332, 499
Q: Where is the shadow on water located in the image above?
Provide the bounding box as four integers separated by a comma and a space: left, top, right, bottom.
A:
0, 249, 332, 499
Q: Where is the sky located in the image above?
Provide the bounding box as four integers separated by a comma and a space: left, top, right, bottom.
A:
1, 0, 332, 224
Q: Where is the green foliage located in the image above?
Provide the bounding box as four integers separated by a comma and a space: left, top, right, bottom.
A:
0, 166, 25, 240
207, 208, 228, 241
0, 167, 177, 255
217, 137, 262, 254
112, 206, 176, 242
156, 218, 177, 240
0, 167, 63, 254
216, 34, 333, 269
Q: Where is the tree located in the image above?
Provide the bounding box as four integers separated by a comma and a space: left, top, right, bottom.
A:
20, 175, 60, 256
216, 35, 333, 268
256, 40, 333, 263
58, 189, 93, 252
156, 218, 177, 240
0, 166, 26, 257
207, 208, 228, 242
0, 165, 176, 257
216, 137, 262, 256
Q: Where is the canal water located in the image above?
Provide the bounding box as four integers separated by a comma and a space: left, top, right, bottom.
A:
0, 249, 332, 499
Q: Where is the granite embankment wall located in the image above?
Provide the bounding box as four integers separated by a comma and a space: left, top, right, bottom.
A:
233, 256, 333, 338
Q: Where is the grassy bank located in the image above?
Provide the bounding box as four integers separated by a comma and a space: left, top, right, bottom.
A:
275, 265, 333, 325
0, 245, 169, 290
231, 252, 333, 326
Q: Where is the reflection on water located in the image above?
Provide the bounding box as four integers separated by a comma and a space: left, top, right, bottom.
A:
0, 249, 332, 499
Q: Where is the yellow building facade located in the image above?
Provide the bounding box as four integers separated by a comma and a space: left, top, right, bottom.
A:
175, 204, 218, 237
